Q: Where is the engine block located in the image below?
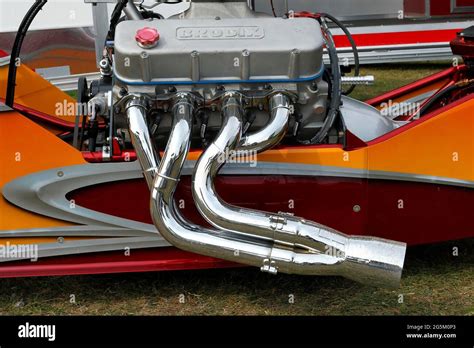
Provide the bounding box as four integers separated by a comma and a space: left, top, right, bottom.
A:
110, 14, 330, 143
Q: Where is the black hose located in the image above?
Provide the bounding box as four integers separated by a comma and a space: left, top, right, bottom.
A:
320, 13, 360, 95
418, 84, 460, 117
270, 0, 277, 17
106, 0, 129, 41
5, 0, 47, 107
141, 10, 164, 20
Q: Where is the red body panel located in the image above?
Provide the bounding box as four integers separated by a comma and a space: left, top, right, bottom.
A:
67, 176, 474, 247
333, 29, 462, 48
0, 248, 240, 279
4, 175, 472, 279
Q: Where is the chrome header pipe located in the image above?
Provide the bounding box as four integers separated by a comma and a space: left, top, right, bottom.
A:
129, 93, 282, 271
237, 93, 291, 154
128, 93, 405, 287
126, 97, 160, 188
192, 93, 406, 287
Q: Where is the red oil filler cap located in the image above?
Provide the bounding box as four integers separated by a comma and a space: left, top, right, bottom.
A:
135, 27, 160, 48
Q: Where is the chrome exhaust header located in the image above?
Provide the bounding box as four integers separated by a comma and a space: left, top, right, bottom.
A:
127, 93, 406, 288
126, 97, 160, 188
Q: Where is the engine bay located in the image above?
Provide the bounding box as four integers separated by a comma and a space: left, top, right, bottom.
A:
77, 0, 371, 157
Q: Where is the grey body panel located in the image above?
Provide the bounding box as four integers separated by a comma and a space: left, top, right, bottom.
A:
340, 96, 398, 142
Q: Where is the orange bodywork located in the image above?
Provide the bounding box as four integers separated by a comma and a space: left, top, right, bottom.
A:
0, 62, 80, 135
0, 113, 85, 230
22, 48, 97, 76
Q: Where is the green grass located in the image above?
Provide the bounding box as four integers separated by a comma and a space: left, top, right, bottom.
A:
350, 62, 451, 101
0, 240, 472, 315
3, 62, 471, 316
66, 90, 77, 99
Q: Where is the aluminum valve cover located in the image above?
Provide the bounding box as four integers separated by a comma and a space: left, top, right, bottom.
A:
114, 18, 324, 85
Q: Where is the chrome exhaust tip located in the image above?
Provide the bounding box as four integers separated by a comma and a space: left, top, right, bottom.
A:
341, 237, 406, 288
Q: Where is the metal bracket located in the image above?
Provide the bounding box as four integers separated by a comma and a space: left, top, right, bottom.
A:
261, 258, 278, 275
341, 76, 375, 86
0, 101, 13, 113
269, 215, 287, 230
0, 55, 11, 67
